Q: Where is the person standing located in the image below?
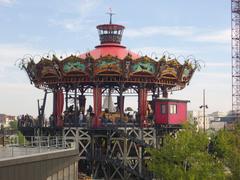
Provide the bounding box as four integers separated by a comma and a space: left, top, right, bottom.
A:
79, 112, 83, 126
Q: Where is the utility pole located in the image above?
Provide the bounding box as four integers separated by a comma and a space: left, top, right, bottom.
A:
200, 89, 208, 132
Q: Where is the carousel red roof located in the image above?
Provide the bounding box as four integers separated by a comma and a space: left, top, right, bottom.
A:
79, 43, 140, 60
79, 22, 139, 60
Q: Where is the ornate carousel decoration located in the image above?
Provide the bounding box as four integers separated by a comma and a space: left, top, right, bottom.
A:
19, 14, 200, 128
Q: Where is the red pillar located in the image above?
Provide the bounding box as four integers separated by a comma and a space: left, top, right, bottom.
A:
53, 89, 64, 127
93, 87, 102, 127
117, 95, 125, 119
138, 88, 148, 127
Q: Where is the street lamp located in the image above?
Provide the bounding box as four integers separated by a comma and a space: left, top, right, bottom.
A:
199, 89, 208, 132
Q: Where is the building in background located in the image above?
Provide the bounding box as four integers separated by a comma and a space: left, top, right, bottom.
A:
208, 111, 235, 131
188, 110, 236, 131
0, 114, 16, 128
188, 110, 209, 130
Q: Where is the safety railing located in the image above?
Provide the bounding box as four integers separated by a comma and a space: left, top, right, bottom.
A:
0, 136, 76, 159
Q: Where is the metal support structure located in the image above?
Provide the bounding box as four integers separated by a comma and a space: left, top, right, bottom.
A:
63, 127, 160, 180
119, 85, 124, 121
232, 0, 240, 120
65, 89, 69, 110
39, 90, 48, 127
74, 87, 78, 121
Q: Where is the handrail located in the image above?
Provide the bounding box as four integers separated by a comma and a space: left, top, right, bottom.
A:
0, 136, 76, 158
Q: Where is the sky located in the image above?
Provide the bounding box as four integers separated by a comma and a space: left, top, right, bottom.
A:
0, 0, 231, 117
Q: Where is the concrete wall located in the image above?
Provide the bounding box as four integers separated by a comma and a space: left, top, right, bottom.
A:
0, 149, 79, 180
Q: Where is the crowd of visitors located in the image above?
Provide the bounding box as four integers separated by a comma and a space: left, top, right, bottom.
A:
17, 104, 154, 128
17, 114, 35, 127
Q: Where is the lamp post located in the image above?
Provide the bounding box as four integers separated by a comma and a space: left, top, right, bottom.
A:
200, 89, 208, 132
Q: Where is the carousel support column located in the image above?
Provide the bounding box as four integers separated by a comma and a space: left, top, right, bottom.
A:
93, 86, 102, 127
139, 129, 143, 177
138, 85, 148, 128
53, 89, 57, 127
157, 86, 160, 98
74, 87, 78, 125
152, 87, 157, 100
119, 84, 124, 121
151, 87, 157, 120
162, 87, 168, 98
123, 128, 128, 179
65, 88, 69, 111
79, 95, 86, 114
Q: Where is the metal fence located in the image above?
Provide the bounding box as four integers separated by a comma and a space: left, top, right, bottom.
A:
0, 136, 76, 158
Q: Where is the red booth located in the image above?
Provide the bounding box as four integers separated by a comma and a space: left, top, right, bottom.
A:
154, 99, 189, 125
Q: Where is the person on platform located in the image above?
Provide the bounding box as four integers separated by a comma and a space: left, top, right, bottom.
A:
87, 105, 93, 113
79, 112, 83, 126
49, 114, 54, 127
86, 112, 90, 128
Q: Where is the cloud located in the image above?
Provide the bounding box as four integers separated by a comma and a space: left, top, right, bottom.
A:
0, 0, 15, 6
0, 43, 43, 64
205, 62, 231, 67
0, 43, 45, 84
125, 25, 230, 44
130, 46, 197, 59
125, 26, 194, 38
49, 18, 95, 32
0, 83, 44, 116
198, 72, 230, 79
49, 0, 101, 32
77, 0, 101, 17
193, 29, 230, 44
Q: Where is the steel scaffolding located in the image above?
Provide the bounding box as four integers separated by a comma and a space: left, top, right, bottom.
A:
232, 0, 240, 119
63, 127, 166, 180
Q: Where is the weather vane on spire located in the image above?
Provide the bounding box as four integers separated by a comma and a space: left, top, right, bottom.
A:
106, 8, 115, 24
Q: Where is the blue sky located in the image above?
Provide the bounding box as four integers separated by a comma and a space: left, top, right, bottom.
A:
0, 0, 231, 116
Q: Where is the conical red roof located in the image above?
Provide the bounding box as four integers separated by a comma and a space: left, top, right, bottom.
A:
79, 22, 140, 60
79, 43, 139, 60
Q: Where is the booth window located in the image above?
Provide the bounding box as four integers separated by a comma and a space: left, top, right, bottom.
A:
161, 104, 167, 114
169, 104, 177, 114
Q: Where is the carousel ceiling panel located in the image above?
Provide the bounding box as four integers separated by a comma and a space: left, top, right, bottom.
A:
94, 56, 122, 76
19, 53, 198, 91
130, 57, 157, 77
36, 58, 59, 79
61, 56, 86, 76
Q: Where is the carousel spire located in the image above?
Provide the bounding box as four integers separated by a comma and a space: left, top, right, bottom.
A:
106, 8, 115, 24
96, 10, 125, 45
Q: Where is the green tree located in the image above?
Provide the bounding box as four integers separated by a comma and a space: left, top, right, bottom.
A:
9, 120, 18, 130
211, 123, 240, 179
17, 131, 26, 145
147, 124, 226, 180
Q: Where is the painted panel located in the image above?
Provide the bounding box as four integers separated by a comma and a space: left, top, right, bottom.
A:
37, 59, 58, 78
95, 58, 121, 75
180, 65, 194, 82
63, 61, 85, 73
159, 60, 181, 79
131, 61, 156, 75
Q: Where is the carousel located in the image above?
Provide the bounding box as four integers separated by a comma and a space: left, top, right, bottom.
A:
20, 16, 198, 130
19, 14, 199, 179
